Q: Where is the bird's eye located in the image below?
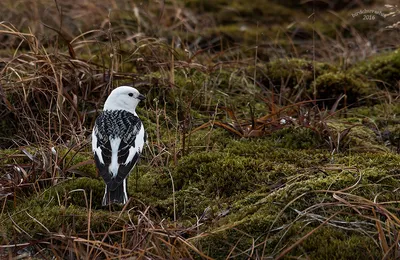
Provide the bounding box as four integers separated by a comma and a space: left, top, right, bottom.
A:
128, 93, 133, 97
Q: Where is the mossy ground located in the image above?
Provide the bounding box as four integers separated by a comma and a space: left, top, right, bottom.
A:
2, 67, 400, 258
2, 119, 400, 258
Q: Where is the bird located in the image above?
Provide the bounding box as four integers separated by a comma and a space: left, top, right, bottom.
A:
92, 86, 146, 206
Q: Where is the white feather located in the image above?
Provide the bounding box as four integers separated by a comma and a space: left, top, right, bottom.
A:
123, 178, 128, 204
135, 125, 146, 153
103, 86, 141, 115
109, 137, 121, 177
124, 146, 137, 165
124, 124, 145, 165
92, 128, 104, 164
102, 185, 107, 205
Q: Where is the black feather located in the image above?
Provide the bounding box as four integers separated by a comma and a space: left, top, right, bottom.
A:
95, 110, 141, 143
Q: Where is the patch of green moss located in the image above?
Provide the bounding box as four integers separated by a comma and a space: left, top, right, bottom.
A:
271, 0, 376, 11
255, 58, 336, 96
128, 166, 217, 220
173, 137, 331, 201
0, 149, 26, 165
57, 148, 97, 178
174, 152, 258, 196
290, 226, 380, 259
0, 177, 134, 240
313, 72, 376, 108
182, 0, 300, 25
386, 124, 400, 150
335, 152, 400, 172
42, 177, 105, 209
270, 127, 322, 149
156, 187, 214, 219
201, 223, 380, 259
219, 1, 297, 25
346, 124, 387, 153
187, 128, 237, 154
351, 49, 400, 91
351, 103, 400, 119
128, 166, 172, 203
1, 204, 124, 240
224, 140, 330, 168
324, 121, 387, 153
198, 158, 399, 257
202, 24, 284, 50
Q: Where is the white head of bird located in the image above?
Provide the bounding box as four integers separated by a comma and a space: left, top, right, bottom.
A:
103, 86, 145, 115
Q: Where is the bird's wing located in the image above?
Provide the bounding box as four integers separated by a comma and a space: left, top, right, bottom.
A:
92, 110, 145, 191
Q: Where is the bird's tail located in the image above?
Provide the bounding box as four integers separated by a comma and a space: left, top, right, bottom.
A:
102, 179, 128, 206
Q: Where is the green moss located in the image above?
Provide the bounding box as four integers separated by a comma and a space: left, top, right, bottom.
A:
270, 127, 322, 149
335, 152, 400, 171
291, 226, 380, 259
175, 152, 256, 196
351, 49, 400, 91
128, 166, 172, 202
173, 137, 331, 200
271, 0, 376, 11
323, 121, 387, 153
255, 58, 336, 96
2, 120, 400, 258
186, 128, 237, 154
157, 187, 214, 219
387, 124, 400, 150
183, 0, 300, 25
313, 72, 376, 108
57, 148, 96, 178
198, 159, 399, 257
42, 177, 105, 208
0, 149, 26, 166
1, 177, 132, 239
351, 103, 400, 119
201, 212, 381, 258
224, 140, 330, 168
201, 24, 285, 51
346, 124, 387, 153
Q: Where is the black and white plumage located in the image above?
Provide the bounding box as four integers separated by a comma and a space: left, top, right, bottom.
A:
92, 86, 146, 206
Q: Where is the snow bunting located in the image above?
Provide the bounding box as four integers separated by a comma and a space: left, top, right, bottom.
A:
92, 86, 146, 206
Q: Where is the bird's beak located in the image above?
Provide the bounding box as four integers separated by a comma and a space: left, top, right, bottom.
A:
138, 94, 146, 101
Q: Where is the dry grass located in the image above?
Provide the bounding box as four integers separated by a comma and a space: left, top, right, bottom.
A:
1, 201, 210, 259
